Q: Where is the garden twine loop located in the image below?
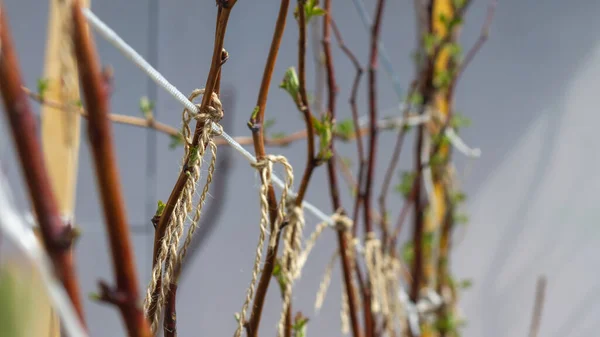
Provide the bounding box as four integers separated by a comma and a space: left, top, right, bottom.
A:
144, 89, 223, 333
235, 155, 293, 337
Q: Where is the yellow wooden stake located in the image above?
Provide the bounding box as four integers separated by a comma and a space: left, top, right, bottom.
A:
39, 1, 90, 336
41, 0, 90, 222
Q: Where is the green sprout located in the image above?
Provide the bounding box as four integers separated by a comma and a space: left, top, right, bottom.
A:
36, 78, 49, 100
139, 96, 154, 119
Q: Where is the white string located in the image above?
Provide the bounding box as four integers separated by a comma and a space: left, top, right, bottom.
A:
0, 170, 88, 337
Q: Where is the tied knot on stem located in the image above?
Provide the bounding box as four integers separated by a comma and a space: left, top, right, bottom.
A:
145, 88, 222, 334
330, 208, 353, 232
236, 155, 294, 337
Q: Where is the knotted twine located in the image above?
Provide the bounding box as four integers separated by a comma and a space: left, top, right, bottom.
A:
234, 155, 294, 337
144, 89, 223, 333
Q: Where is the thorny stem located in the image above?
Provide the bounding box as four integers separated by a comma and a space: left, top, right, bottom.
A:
322, 3, 362, 337
149, 0, 237, 329
246, 1, 290, 336
0, 3, 87, 328
71, 2, 151, 336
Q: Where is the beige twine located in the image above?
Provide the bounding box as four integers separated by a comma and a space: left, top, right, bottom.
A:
144, 89, 223, 333
314, 250, 339, 311
234, 155, 294, 337
276, 200, 304, 337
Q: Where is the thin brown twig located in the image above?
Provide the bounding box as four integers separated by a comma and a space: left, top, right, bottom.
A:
0, 3, 88, 328
452, 0, 498, 89
377, 81, 418, 248
71, 2, 151, 336
245, 1, 291, 336
528, 276, 547, 337
281, 2, 320, 334
322, 3, 362, 337
363, 1, 387, 336
293, 0, 317, 204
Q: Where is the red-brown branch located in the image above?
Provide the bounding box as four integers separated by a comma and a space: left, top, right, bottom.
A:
71, 2, 151, 336
362, 1, 387, 336
0, 3, 87, 328
322, 4, 362, 337
246, 1, 291, 336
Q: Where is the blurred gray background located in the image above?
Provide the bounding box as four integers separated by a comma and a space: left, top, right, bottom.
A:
2, 0, 600, 336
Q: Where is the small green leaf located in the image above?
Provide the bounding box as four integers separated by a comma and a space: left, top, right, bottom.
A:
36, 78, 49, 100
450, 113, 472, 129
432, 133, 451, 148
335, 118, 355, 140
264, 118, 276, 130
155, 200, 166, 217
447, 43, 462, 61
458, 279, 473, 289
395, 171, 416, 198
88, 292, 102, 301
423, 33, 440, 55
433, 69, 453, 89
139, 96, 154, 119
453, 212, 469, 224
234, 313, 241, 323
314, 114, 334, 163
295, 0, 326, 23
435, 312, 457, 333
273, 260, 287, 291
292, 313, 310, 337
271, 132, 288, 140
430, 152, 446, 166
250, 106, 260, 121
280, 67, 301, 105
402, 241, 414, 264
451, 191, 467, 205
73, 99, 83, 108
452, 0, 467, 9
409, 92, 424, 107
188, 145, 200, 165
169, 133, 185, 149
423, 231, 435, 248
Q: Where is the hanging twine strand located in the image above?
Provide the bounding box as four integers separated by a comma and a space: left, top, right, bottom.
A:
235, 155, 294, 337
144, 89, 223, 333
277, 201, 304, 337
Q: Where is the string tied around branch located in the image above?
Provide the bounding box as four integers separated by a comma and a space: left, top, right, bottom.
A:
144, 89, 223, 334
235, 154, 294, 337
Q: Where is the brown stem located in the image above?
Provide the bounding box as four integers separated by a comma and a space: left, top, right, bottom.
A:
322, 3, 362, 337
528, 276, 547, 337
71, 2, 150, 336
362, 1, 387, 336
148, 1, 237, 325
0, 3, 87, 328
281, 3, 320, 334
245, 1, 291, 336
409, 95, 430, 303
293, 0, 317, 204
378, 81, 418, 247
449, 0, 497, 97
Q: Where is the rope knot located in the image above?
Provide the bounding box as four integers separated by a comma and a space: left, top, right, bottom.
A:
330, 208, 353, 232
